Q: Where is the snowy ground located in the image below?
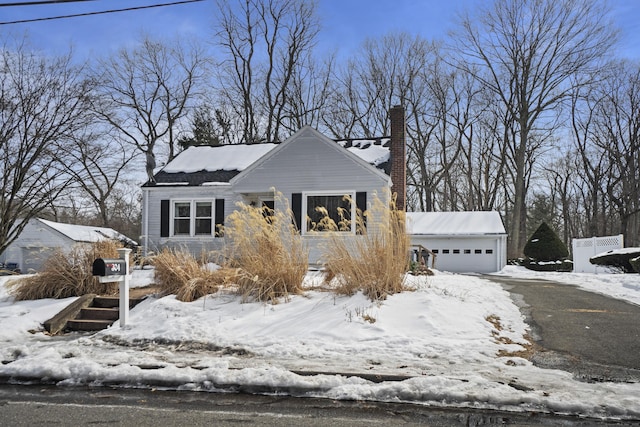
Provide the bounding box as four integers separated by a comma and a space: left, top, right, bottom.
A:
1, 267, 640, 421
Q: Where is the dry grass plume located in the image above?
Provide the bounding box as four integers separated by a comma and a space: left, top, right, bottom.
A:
8, 240, 124, 301
221, 192, 308, 302
153, 249, 242, 302
321, 193, 410, 301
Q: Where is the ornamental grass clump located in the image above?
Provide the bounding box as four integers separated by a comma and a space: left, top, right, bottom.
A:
8, 240, 122, 301
153, 248, 241, 302
221, 192, 308, 303
321, 193, 410, 301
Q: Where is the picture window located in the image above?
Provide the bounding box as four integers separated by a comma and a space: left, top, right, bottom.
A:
304, 193, 354, 233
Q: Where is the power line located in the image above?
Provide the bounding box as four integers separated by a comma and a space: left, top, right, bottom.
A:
0, 1, 99, 7
0, 0, 205, 25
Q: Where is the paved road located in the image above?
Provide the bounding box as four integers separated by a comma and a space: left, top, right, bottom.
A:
0, 384, 623, 426
487, 276, 640, 382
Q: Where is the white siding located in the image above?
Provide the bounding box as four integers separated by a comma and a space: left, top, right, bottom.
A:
143, 185, 239, 257
145, 127, 392, 265
233, 127, 389, 195
232, 128, 390, 266
0, 219, 73, 272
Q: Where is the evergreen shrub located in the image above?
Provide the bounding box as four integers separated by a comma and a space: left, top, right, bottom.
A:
523, 222, 569, 271
524, 222, 569, 261
630, 256, 640, 274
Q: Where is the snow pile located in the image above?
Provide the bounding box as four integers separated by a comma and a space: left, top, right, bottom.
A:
494, 266, 640, 306
1, 269, 640, 420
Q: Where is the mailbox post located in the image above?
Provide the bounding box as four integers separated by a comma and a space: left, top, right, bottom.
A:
117, 248, 131, 327
92, 248, 132, 327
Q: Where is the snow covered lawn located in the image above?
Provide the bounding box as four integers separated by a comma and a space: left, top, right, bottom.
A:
1, 267, 640, 420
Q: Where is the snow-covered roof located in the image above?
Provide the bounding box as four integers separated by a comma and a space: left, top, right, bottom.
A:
336, 138, 390, 167
161, 144, 280, 174
38, 219, 137, 245
406, 211, 506, 236
155, 138, 391, 184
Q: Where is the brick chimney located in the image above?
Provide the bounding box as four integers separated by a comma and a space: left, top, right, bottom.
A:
389, 105, 406, 211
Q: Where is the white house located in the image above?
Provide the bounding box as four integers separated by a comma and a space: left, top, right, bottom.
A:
141, 106, 508, 273
0, 218, 137, 273
407, 211, 507, 273
141, 106, 407, 266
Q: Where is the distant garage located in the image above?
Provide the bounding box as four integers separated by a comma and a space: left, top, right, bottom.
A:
0, 218, 137, 273
406, 211, 507, 274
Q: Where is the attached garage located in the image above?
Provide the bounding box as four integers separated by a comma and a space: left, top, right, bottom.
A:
406, 211, 507, 274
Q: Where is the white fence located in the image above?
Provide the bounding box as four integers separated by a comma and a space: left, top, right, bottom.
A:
572, 234, 624, 273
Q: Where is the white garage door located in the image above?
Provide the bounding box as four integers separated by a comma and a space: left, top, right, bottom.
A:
411, 237, 501, 273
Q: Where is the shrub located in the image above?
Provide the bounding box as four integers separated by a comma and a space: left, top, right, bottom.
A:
221, 192, 308, 302
630, 256, 640, 274
153, 249, 242, 302
321, 193, 410, 301
522, 259, 573, 272
590, 249, 640, 273
524, 222, 569, 262
8, 241, 123, 301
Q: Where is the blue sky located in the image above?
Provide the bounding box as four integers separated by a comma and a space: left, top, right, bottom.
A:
0, 0, 638, 59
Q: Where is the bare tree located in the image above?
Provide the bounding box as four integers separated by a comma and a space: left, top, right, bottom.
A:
571, 75, 611, 238
0, 39, 93, 257
327, 33, 429, 139
459, 85, 510, 212
281, 54, 335, 133
215, 0, 320, 143
93, 36, 209, 183
60, 126, 139, 227
452, 0, 616, 258
588, 61, 640, 246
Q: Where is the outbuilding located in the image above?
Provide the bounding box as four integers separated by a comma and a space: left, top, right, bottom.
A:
0, 218, 136, 273
406, 211, 507, 273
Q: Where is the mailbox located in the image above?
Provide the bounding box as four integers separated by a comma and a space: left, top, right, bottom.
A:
92, 258, 127, 276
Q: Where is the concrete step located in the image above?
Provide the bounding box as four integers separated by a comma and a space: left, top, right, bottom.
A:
80, 307, 119, 321
66, 318, 114, 331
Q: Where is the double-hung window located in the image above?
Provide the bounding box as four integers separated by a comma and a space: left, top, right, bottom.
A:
171, 200, 215, 237
304, 192, 355, 233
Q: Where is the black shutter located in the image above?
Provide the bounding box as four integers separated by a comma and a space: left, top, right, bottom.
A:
215, 199, 225, 237
356, 191, 367, 234
160, 200, 170, 237
292, 193, 302, 233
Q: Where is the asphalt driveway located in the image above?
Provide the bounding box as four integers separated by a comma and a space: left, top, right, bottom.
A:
485, 276, 640, 382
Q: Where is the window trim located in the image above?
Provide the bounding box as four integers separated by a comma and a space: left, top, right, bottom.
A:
302, 191, 356, 235
169, 199, 216, 237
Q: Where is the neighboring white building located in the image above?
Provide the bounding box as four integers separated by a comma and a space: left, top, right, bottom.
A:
0, 218, 137, 273
406, 211, 507, 273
